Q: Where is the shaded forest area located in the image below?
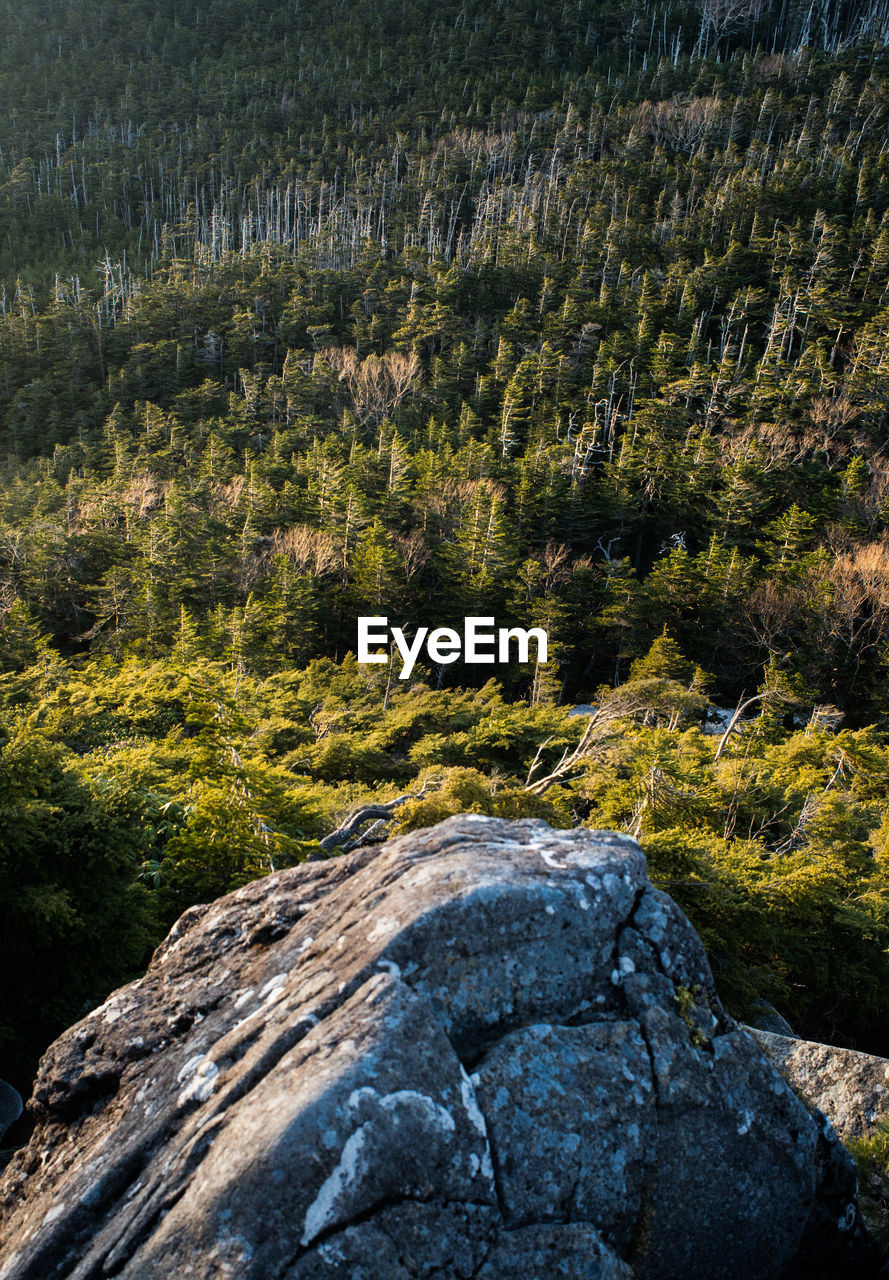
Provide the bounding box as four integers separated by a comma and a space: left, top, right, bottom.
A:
5, 0, 889, 1099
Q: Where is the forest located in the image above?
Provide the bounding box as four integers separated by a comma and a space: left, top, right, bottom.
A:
4, 0, 889, 1117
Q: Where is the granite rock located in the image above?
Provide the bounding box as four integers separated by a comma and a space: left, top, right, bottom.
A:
0, 816, 878, 1280
750, 1028, 889, 1142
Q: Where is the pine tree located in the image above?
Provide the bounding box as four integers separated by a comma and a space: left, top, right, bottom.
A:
628, 629, 695, 684
351, 518, 405, 614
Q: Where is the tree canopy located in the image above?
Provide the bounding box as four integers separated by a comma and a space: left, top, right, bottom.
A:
5, 0, 889, 1105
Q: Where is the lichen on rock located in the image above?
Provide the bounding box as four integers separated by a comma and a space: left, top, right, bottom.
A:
0, 816, 879, 1279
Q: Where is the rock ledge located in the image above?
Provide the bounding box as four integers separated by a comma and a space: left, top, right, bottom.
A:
750, 1028, 889, 1143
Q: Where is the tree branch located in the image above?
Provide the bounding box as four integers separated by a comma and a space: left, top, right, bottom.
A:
523, 712, 609, 796
713, 691, 773, 761
318, 778, 441, 852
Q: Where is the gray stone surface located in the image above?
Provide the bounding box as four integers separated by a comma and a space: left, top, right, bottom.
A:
747, 999, 796, 1037
750, 1027, 889, 1142
473, 1020, 655, 1251
0, 1082, 22, 1144
0, 816, 879, 1279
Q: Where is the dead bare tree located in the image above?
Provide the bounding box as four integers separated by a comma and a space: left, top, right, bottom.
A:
523, 706, 624, 796
634, 96, 726, 153
272, 525, 341, 576
809, 394, 862, 456
525, 678, 712, 797
817, 541, 889, 663
713, 691, 774, 761
323, 347, 422, 428
697, 0, 763, 44
308, 704, 356, 740
394, 529, 432, 580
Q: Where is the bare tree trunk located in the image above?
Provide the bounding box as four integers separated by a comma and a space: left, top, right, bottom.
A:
713, 691, 772, 761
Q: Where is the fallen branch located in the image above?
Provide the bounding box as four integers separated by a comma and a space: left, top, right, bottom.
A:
318, 778, 441, 852
525, 737, 554, 787
523, 712, 610, 796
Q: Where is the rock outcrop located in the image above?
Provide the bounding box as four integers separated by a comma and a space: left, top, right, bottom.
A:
746, 999, 795, 1038
0, 816, 878, 1279
0, 1082, 22, 1146
750, 1028, 889, 1143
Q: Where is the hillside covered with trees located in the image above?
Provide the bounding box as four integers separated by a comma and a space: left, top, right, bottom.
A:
5, 0, 889, 1107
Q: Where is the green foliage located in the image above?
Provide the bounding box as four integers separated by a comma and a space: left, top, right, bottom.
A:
0, 721, 159, 1091
628, 631, 695, 685
390, 765, 573, 832
4, 647, 889, 1078
3, 23, 889, 714
849, 1120, 889, 1251
153, 682, 312, 909
6, 0, 889, 1127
